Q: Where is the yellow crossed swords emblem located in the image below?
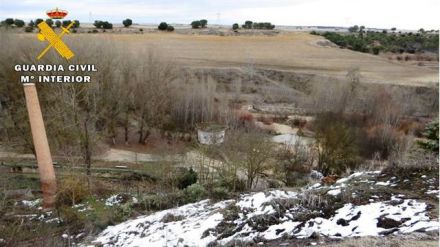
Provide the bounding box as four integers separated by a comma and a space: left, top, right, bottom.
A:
37, 21, 75, 60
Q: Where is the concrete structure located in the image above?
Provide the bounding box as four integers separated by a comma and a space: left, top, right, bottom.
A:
197, 124, 226, 145
23, 83, 57, 209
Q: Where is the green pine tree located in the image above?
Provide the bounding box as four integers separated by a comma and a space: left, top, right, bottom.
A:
417, 121, 439, 153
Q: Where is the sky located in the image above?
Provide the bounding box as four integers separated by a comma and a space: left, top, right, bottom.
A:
0, 0, 438, 30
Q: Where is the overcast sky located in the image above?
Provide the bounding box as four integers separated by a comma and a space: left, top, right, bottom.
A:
0, 0, 438, 30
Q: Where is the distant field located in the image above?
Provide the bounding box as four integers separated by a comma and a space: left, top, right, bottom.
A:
62, 32, 439, 87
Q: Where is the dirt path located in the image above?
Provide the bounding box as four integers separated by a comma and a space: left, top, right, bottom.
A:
96, 148, 157, 163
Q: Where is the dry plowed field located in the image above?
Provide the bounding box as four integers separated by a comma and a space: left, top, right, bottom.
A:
79, 32, 438, 86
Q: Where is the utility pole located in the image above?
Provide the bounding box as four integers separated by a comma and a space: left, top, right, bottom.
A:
23, 83, 57, 209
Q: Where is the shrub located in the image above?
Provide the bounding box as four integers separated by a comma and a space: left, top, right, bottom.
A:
191, 20, 201, 29
314, 112, 362, 175
320, 30, 438, 55
14, 19, 25, 27
158, 22, 168, 30
183, 183, 207, 202
384, 148, 438, 177
238, 113, 254, 123
45, 19, 53, 27
122, 18, 132, 27
417, 121, 439, 153
241, 21, 274, 30
73, 20, 80, 28
85, 198, 132, 230
289, 117, 307, 128
276, 142, 313, 186
190, 19, 207, 29
93, 20, 103, 28
24, 26, 34, 33
361, 125, 402, 159
372, 46, 381, 55
102, 21, 112, 29
348, 25, 359, 33
166, 25, 175, 32
210, 186, 229, 200
28, 20, 35, 27
55, 20, 61, 28
161, 213, 185, 223
55, 175, 90, 207
264, 22, 275, 29
93, 20, 112, 29
200, 19, 208, 28
58, 205, 86, 228
243, 20, 253, 29
232, 23, 239, 30
90, 180, 113, 197
35, 18, 44, 26
217, 176, 246, 192
62, 20, 72, 27
177, 168, 198, 189
4, 18, 14, 26
139, 192, 184, 211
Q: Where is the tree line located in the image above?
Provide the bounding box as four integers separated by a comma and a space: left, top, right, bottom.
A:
1, 18, 80, 33
312, 25, 439, 55
233, 20, 275, 30
1, 17, 279, 33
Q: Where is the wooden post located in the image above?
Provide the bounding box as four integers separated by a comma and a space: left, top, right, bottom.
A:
23, 83, 57, 209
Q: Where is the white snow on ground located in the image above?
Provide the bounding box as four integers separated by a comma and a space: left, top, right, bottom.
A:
426, 190, 439, 195
105, 195, 125, 207
376, 181, 393, 186
105, 194, 138, 207
92, 172, 439, 247
21, 199, 41, 208
271, 134, 314, 146
334, 172, 364, 184
295, 199, 438, 238
236, 190, 298, 217
327, 188, 342, 196
263, 221, 302, 240
73, 203, 94, 212
95, 199, 231, 247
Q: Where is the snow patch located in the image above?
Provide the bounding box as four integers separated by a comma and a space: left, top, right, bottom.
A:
21, 199, 41, 208
95, 199, 230, 247
327, 188, 342, 196
295, 199, 438, 238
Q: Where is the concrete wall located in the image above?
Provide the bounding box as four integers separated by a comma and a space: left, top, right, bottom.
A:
197, 129, 225, 145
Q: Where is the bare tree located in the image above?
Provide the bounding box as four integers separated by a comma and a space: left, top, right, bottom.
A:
0, 33, 35, 153
133, 49, 177, 144
218, 130, 275, 190
171, 75, 222, 130
43, 37, 120, 175
310, 68, 361, 114
118, 57, 136, 145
